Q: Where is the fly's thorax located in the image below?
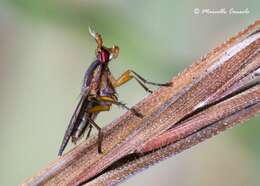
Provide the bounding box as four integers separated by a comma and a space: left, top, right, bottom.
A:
99, 68, 117, 97
86, 64, 103, 95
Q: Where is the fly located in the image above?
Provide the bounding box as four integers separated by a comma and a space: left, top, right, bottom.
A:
58, 28, 172, 156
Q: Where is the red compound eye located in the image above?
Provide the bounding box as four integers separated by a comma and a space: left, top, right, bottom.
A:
98, 48, 110, 63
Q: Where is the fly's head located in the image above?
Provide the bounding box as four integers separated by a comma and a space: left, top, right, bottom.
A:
89, 27, 119, 64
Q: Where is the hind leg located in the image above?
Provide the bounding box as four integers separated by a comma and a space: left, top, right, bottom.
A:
94, 96, 143, 118
86, 118, 103, 153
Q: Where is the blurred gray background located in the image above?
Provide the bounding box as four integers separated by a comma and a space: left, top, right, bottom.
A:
0, 1, 259, 186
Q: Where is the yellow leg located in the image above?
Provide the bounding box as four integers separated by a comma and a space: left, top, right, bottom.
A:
96, 96, 117, 102
110, 69, 171, 93
95, 96, 143, 118
109, 70, 133, 88
110, 70, 153, 93
88, 105, 110, 113
88, 96, 117, 113
88, 96, 143, 118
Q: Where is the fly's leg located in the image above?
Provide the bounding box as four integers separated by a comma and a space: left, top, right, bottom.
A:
112, 100, 143, 118
87, 118, 103, 153
88, 105, 110, 113
110, 70, 152, 93
86, 125, 92, 139
86, 95, 143, 153
131, 71, 172, 87
109, 70, 172, 93
86, 96, 142, 153
133, 77, 153, 93
95, 96, 143, 118
87, 104, 111, 153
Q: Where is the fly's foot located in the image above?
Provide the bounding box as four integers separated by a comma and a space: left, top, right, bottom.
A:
159, 81, 172, 87
131, 108, 144, 118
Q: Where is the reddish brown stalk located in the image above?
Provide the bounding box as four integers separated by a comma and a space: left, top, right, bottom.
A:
86, 90, 260, 186
22, 20, 260, 186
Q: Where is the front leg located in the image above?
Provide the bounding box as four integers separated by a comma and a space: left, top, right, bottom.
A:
109, 70, 171, 93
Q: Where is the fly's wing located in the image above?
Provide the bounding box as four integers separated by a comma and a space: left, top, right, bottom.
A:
58, 95, 89, 156
58, 60, 101, 156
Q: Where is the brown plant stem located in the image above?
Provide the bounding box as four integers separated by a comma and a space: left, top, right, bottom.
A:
87, 90, 260, 186
22, 20, 260, 186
